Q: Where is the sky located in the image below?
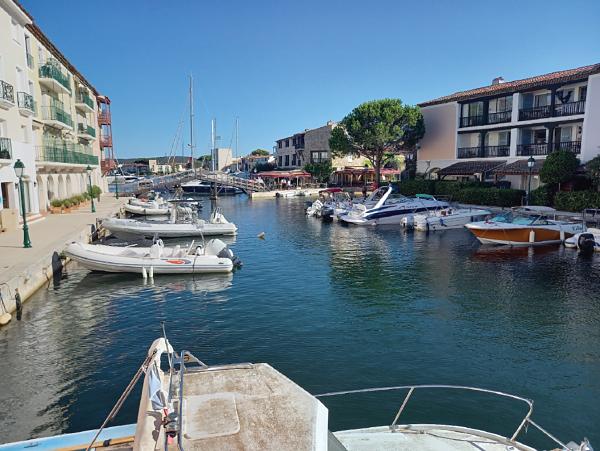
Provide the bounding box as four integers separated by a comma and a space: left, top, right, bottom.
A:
21, 0, 600, 159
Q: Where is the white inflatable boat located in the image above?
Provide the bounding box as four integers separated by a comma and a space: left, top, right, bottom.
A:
123, 201, 171, 216
65, 239, 238, 274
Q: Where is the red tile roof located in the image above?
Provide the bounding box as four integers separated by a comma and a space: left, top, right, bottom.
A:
437, 160, 506, 176
419, 63, 600, 108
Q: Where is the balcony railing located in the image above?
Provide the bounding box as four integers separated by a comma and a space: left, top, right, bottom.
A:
26, 53, 34, 69
37, 140, 98, 165
0, 80, 15, 104
41, 105, 73, 128
519, 105, 552, 121
517, 143, 549, 156
457, 145, 510, 159
554, 140, 581, 153
554, 100, 585, 117
459, 115, 485, 128
0, 137, 12, 160
488, 110, 512, 124
17, 92, 35, 112
78, 123, 96, 137
39, 62, 71, 92
77, 92, 94, 109
98, 110, 111, 125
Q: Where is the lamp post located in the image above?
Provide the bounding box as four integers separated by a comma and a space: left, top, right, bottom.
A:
13, 159, 31, 248
86, 165, 96, 213
526, 156, 535, 205
114, 164, 122, 199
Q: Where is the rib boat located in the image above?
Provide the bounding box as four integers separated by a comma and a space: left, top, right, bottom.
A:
0, 337, 591, 450
123, 200, 171, 216
64, 238, 238, 274
465, 206, 584, 246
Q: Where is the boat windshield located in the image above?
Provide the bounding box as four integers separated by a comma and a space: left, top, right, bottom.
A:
490, 212, 543, 225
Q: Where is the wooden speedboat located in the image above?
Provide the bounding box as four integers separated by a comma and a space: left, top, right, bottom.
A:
465, 206, 584, 246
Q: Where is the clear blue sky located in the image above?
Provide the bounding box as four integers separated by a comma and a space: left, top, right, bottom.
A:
22, 0, 600, 159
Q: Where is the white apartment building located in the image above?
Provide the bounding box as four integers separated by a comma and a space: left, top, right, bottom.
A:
0, 0, 105, 230
417, 63, 600, 189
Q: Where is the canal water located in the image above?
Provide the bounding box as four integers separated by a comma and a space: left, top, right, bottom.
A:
1, 196, 599, 447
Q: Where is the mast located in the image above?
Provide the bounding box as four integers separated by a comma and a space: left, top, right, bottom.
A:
235, 116, 239, 172
189, 74, 195, 173
211, 118, 217, 201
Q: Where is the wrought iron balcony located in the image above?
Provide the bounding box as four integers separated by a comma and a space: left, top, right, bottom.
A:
36, 140, 98, 165
517, 143, 549, 156
519, 105, 552, 121
0, 137, 12, 160
554, 100, 585, 117
41, 105, 73, 128
459, 115, 485, 128
39, 61, 71, 93
17, 92, 35, 115
0, 80, 15, 108
487, 110, 512, 124
554, 140, 581, 153
76, 92, 94, 110
458, 145, 510, 159
78, 123, 96, 138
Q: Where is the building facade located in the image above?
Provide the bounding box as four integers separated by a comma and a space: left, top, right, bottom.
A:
0, 0, 106, 230
417, 63, 600, 189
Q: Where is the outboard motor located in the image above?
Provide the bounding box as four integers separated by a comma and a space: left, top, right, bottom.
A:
577, 233, 596, 255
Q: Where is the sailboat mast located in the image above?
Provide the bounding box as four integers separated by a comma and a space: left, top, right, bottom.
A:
189, 74, 195, 173
235, 116, 239, 172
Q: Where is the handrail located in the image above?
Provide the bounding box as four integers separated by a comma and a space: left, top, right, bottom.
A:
315, 384, 568, 448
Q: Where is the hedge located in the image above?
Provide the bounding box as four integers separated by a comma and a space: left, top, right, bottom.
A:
393, 180, 523, 207
554, 191, 600, 212
529, 185, 554, 207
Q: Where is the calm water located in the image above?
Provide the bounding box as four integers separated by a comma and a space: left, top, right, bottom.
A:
1, 196, 599, 447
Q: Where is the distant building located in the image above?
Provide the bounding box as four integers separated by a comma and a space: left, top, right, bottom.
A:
417, 63, 600, 189
240, 153, 275, 172
215, 147, 232, 171
274, 121, 364, 169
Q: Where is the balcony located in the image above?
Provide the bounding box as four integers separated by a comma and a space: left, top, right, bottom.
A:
0, 137, 12, 160
554, 100, 585, 117
77, 123, 96, 140
40, 105, 73, 130
38, 62, 71, 94
554, 140, 581, 153
459, 111, 512, 128
75, 92, 94, 112
26, 53, 34, 70
517, 140, 581, 156
459, 115, 485, 128
0, 80, 15, 109
17, 92, 35, 117
36, 140, 98, 166
488, 110, 512, 124
457, 145, 510, 159
519, 105, 552, 121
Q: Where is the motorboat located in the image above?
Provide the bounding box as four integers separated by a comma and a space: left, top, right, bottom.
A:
2, 336, 591, 450
124, 200, 171, 216
465, 206, 584, 246
102, 207, 237, 238
408, 206, 492, 231
64, 238, 239, 275
564, 228, 600, 253
306, 189, 352, 220
339, 187, 449, 226
181, 180, 242, 195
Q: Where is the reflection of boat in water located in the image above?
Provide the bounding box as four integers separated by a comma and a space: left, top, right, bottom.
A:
470, 243, 559, 262
466, 206, 584, 246
4, 337, 591, 450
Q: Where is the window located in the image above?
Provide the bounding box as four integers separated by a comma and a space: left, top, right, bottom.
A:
11, 20, 21, 44
278, 156, 282, 166
534, 93, 550, 107
285, 139, 289, 147
559, 127, 572, 143
284, 155, 289, 166
498, 131, 510, 146
292, 154, 297, 166
579, 86, 587, 102
21, 125, 29, 143
38, 47, 44, 65
534, 129, 546, 144
278, 141, 282, 148
462, 102, 483, 117
489, 96, 512, 113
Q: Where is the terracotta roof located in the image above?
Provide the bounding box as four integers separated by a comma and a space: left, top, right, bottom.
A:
438, 160, 506, 176
419, 63, 600, 107
492, 159, 544, 175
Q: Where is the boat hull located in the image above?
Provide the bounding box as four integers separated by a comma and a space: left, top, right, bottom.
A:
123, 204, 170, 216
182, 184, 241, 195
466, 224, 580, 246
413, 210, 491, 231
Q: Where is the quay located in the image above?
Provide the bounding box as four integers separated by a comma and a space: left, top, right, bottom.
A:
0, 195, 126, 316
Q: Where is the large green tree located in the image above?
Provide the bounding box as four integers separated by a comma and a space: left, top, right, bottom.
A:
329, 99, 424, 185
539, 150, 579, 190
251, 149, 270, 156
304, 160, 332, 183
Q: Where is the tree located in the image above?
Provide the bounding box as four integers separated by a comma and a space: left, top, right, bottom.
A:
251, 149, 270, 156
254, 162, 276, 172
196, 154, 212, 170
329, 99, 424, 186
304, 160, 332, 183
585, 155, 600, 191
539, 150, 579, 190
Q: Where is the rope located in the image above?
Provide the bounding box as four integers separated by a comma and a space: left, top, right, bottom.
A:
85, 348, 158, 451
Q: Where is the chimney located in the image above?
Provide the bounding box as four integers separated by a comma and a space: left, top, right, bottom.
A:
492, 76, 505, 85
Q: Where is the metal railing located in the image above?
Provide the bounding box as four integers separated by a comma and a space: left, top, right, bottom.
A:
316, 384, 569, 449
554, 140, 581, 153
519, 105, 552, 121
459, 115, 485, 128
17, 92, 35, 112
457, 146, 481, 158
0, 137, 12, 160
39, 61, 71, 92
36, 141, 98, 165
98, 110, 111, 124
457, 145, 510, 158
78, 123, 96, 137
77, 92, 94, 109
40, 105, 73, 128
488, 110, 512, 124
517, 143, 548, 156
554, 100, 585, 117
0, 80, 15, 104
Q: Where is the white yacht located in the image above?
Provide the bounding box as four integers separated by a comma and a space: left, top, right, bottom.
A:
408, 207, 492, 231
0, 337, 591, 451
339, 187, 449, 226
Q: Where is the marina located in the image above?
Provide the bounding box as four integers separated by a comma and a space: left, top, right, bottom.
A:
0, 196, 599, 448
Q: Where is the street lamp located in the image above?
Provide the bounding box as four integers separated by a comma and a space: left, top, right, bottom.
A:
115, 164, 122, 199
13, 159, 31, 248
86, 165, 96, 213
526, 156, 535, 205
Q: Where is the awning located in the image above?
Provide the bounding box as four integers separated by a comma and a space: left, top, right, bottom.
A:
492, 159, 543, 175
258, 171, 312, 178
437, 160, 506, 177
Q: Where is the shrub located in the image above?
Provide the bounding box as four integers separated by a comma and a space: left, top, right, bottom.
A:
50, 199, 63, 208
454, 187, 524, 207
82, 192, 91, 200
394, 179, 435, 196
586, 155, 600, 189
529, 185, 555, 206
90, 185, 102, 199
539, 150, 579, 187
554, 191, 600, 212
62, 200, 73, 209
